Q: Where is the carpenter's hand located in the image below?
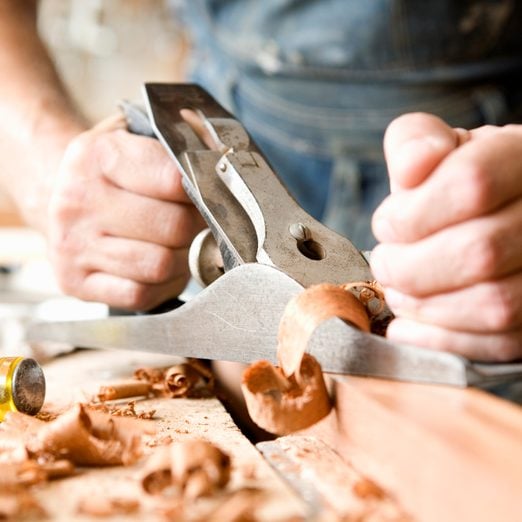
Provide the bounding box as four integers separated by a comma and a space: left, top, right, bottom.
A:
371, 113, 522, 361
48, 115, 205, 310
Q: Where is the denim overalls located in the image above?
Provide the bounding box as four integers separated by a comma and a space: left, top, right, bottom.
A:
173, 0, 522, 249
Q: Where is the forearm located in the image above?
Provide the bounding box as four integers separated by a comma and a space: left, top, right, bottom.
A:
0, 1, 87, 230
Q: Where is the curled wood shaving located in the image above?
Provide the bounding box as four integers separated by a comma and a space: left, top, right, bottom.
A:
94, 360, 214, 405
96, 380, 152, 402
0, 461, 47, 488
133, 366, 168, 384
0, 434, 29, 463
0, 489, 46, 521
195, 487, 266, 522
36, 457, 76, 479
27, 404, 141, 466
1, 404, 153, 468
141, 439, 231, 500
241, 356, 331, 436
242, 282, 386, 435
164, 363, 206, 398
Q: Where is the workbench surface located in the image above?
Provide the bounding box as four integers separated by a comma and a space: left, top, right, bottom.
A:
8, 348, 522, 522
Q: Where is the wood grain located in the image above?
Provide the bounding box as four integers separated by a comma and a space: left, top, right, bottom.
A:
35, 350, 306, 521
303, 375, 522, 522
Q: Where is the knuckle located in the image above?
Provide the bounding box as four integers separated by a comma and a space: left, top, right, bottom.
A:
54, 267, 82, 297
49, 184, 86, 222
494, 337, 522, 362
92, 132, 120, 174
124, 283, 153, 311
460, 163, 491, 214
62, 132, 97, 169
144, 249, 174, 283
158, 157, 183, 195
48, 227, 80, 259
155, 250, 176, 281
482, 283, 517, 331
467, 232, 500, 280
162, 207, 192, 245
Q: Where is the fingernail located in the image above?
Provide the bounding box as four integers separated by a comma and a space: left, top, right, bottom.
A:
390, 135, 452, 182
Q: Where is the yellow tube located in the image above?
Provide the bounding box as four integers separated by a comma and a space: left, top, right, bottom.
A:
0, 356, 23, 421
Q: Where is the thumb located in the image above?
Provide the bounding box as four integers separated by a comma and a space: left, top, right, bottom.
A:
384, 113, 460, 191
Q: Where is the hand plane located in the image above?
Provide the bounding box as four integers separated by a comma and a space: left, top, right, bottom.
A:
27, 84, 522, 388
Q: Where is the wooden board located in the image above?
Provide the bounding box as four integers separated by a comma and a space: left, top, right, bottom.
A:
301, 374, 522, 522
33, 350, 308, 521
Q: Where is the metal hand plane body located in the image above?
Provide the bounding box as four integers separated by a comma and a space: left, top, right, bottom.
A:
143, 83, 371, 287
27, 84, 522, 388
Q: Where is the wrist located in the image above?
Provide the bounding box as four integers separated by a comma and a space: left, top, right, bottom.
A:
3, 106, 87, 234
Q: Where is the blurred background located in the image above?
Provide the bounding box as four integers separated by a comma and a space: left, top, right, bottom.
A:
0, 0, 189, 226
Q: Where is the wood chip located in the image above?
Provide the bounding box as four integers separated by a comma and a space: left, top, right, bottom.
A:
77, 496, 140, 517
141, 439, 231, 500
26, 404, 152, 466
0, 489, 46, 520
241, 355, 331, 435
96, 380, 152, 402
242, 282, 386, 435
164, 363, 206, 398
277, 284, 370, 378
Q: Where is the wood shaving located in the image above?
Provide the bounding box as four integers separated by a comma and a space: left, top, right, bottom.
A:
146, 434, 174, 448
96, 380, 152, 402
195, 487, 266, 522
352, 478, 386, 500
93, 360, 214, 405
1, 404, 153, 469
242, 282, 388, 435
76, 496, 140, 517
36, 457, 76, 479
0, 488, 46, 520
133, 366, 168, 384
35, 409, 60, 422
164, 363, 206, 398
87, 400, 156, 419
141, 439, 230, 500
0, 461, 47, 488
241, 356, 331, 435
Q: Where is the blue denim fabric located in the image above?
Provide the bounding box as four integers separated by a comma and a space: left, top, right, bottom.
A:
175, 0, 522, 249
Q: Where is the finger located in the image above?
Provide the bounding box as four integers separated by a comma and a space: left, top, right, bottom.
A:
374, 126, 522, 243
384, 113, 459, 191
91, 113, 127, 133
371, 197, 522, 295
99, 184, 205, 248
93, 129, 191, 203
78, 271, 189, 311
385, 319, 522, 362
383, 272, 522, 333
79, 236, 189, 285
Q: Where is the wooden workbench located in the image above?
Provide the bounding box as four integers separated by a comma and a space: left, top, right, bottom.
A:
13, 349, 522, 521
301, 374, 522, 522
36, 350, 307, 521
